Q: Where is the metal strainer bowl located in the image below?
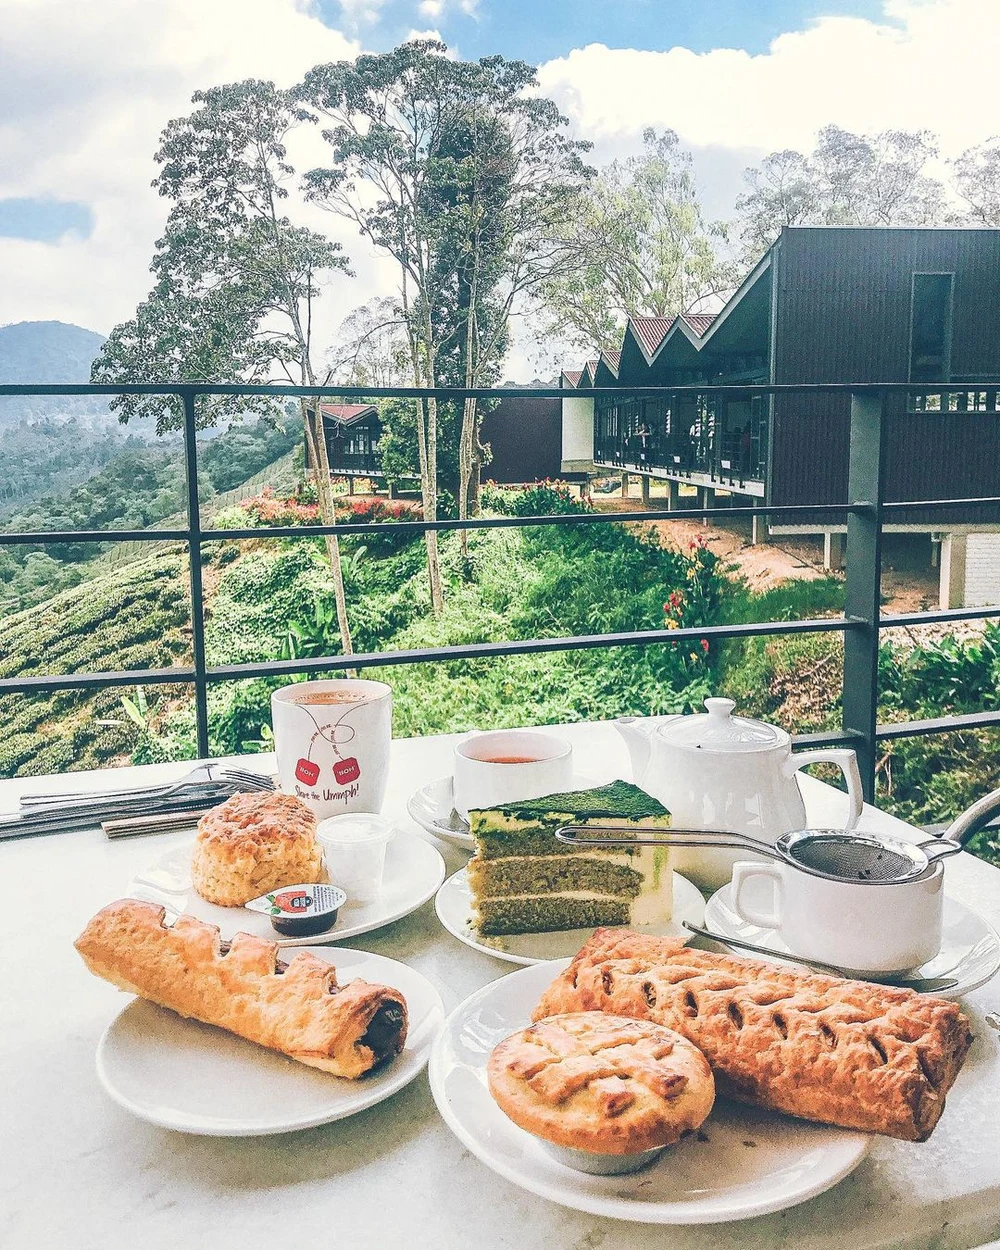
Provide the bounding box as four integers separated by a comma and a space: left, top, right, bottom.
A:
773, 828, 961, 884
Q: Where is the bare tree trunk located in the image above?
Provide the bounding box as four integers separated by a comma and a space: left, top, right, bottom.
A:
302, 400, 355, 666
458, 395, 477, 560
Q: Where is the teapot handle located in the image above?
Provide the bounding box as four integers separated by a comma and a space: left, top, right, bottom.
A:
783, 749, 864, 830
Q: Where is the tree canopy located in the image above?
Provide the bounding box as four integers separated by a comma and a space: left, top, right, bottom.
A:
536, 128, 735, 355
736, 125, 952, 260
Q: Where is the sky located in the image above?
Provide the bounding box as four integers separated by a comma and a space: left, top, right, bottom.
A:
2, 0, 999, 377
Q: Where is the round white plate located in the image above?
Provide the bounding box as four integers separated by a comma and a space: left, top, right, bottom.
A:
407, 774, 597, 848
435, 867, 705, 966
704, 883, 1000, 999
97, 947, 445, 1136
128, 833, 445, 947
428, 959, 871, 1224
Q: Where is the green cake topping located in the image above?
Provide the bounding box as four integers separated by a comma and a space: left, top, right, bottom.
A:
469, 779, 668, 823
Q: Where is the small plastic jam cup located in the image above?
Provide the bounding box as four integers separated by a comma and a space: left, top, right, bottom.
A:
317, 812, 396, 904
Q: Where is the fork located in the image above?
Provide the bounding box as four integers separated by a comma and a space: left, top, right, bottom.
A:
19, 765, 274, 810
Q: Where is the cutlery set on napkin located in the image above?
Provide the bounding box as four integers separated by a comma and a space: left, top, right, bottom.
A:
0, 763, 275, 840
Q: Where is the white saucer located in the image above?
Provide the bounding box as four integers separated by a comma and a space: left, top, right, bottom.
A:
406, 774, 597, 849
435, 866, 705, 965
128, 833, 445, 947
97, 947, 444, 1135
704, 883, 1000, 999
428, 959, 871, 1224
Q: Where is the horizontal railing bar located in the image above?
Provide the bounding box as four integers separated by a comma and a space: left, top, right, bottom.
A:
3, 381, 995, 400
882, 606, 1000, 627
882, 496, 1000, 511
875, 711, 1000, 740
791, 729, 866, 749
0, 666, 195, 694
207, 502, 860, 542
206, 618, 858, 680
0, 529, 189, 546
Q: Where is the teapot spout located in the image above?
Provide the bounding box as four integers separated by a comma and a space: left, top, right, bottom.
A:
615, 716, 655, 786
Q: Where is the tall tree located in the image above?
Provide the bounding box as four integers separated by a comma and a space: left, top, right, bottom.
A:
951, 137, 1000, 225
736, 125, 950, 262
537, 128, 735, 355
299, 41, 589, 598
90, 80, 356, 657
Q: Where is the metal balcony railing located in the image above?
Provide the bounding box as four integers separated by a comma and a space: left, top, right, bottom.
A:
3, 380, 1000, 803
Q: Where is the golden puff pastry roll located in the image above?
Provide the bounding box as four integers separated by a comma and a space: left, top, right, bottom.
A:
533, 928, 972, 1141
75, 899, 407, 1078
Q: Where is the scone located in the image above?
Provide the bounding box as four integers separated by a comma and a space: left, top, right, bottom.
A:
488, 1011, 715, 1156
190, 792, 323, 907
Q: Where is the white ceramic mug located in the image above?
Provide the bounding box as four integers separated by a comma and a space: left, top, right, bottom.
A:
730, 858, 945, 975
453, 729, 573, 821
271, 679, 392, 820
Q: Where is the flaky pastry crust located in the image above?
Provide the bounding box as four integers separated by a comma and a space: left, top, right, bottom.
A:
489, 1012, 714, 1153
191, 791, 323, 906
75, 899, 407, 1078
533, 928, 973, 1141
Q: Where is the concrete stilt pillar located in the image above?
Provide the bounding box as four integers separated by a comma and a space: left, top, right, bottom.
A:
620, 472, 629, 498
751, 512, 760, 545
939, 533, 968, 609
667, 479, 680, 511
348, 475, 355, 497
823, 532, 845, 572
640, 474, 650, 505
700, 486, 715, 524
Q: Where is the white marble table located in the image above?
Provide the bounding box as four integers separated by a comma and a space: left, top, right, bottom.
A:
2, 721, 1000, 1250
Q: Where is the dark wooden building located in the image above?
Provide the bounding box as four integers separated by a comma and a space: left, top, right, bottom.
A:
564, 226, 1000, 603
313, 403, 383, 476
479, 393, 564, 483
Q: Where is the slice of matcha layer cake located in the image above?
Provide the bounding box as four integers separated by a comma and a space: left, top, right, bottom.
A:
467, 780, 673, 936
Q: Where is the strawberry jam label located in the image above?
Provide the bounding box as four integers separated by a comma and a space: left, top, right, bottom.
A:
245, 883, 347, 917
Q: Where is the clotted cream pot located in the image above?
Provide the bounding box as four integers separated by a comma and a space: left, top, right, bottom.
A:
616, 698, 864, 890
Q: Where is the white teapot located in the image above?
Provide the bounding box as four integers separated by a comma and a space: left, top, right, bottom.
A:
615, 697, 864, 890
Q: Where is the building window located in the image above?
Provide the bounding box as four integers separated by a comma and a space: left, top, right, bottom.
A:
909, 273, 953, 383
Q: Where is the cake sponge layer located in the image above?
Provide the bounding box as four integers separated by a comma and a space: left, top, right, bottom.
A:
476, 895, 633, 936
468, 853, 645, 900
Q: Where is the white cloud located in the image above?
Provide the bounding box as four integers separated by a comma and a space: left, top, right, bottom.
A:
417, 0, 478, 19
536, 0, 1000, 171
339, 0, 389, 25
0, 0, 363, 338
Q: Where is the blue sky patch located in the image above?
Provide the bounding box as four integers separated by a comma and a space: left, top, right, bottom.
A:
323, 0, 889, 62
0, 197, 95, 243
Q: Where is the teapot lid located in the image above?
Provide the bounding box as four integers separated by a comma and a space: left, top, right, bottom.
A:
658, 698, 785, 752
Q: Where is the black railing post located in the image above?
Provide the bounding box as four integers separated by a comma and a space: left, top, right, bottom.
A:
842, 390, 886, 801
182, 388, 211, 759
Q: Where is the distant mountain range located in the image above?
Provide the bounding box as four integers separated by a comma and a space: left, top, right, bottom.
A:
0, 320, 112, 429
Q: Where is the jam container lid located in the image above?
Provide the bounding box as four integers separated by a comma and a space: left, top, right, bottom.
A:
245, 883, 347, 936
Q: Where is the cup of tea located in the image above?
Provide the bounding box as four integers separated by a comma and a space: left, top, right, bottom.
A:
453, 728, 573, 821
730, 858, 945, 975
271, 679, 392, 820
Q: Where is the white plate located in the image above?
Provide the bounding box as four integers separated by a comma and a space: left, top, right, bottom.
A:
406, 774, 597, 848
704, 883, 1000, 999
435, 867, 706, 965
428, 959, 871, 1224
97, 947, 444, 1135
128, 833, 445, 947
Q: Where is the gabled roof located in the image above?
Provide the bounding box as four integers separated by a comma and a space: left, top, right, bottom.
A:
680, 312, 716, 337
629, 315, 674, 358
582, 358, 599, 386
561, 369, 583, 388
602, 348, 621, 373
319, 403, 378, 427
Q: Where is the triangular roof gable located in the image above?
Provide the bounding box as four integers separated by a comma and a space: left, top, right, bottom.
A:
593, 348, 620, 387
319, 402, 379, 427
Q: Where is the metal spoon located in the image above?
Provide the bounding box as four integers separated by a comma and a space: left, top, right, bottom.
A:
681, 921, 958, 994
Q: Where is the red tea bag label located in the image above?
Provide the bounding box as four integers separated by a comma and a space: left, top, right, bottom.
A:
333, 757, 361, 785
295, 758, 320, 786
